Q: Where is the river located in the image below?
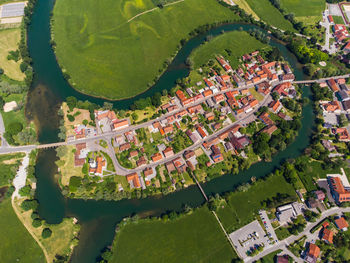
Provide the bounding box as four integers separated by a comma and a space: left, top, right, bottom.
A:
25, 0, 314, 262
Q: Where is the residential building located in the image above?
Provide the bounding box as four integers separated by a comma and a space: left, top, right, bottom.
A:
305, 243, 320, 263
269, 100, 281, 113
163, 147, 174, 158
126, 172, 141, 189
335, 217, 349, 231
322, 228, 334, 244
151, 152, 163, 162
211, 145, 224, 163
328, 176, 350, 203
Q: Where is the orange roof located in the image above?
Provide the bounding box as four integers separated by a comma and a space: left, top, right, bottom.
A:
163, 125, 174, 134
176, 90, 186, 101
113, 119, 128, 129
249, 99, 258, 107
197, 126, 207, 138
151, 152, 163, 162
126, 172, 141, 188
213, 94, 225, 103
269, 100, 281, 112
95, 110, 117, 121
221, 75, 230, 81
335, 217, 349, 230
322, 228, 334, 244
308, 244, 320, 258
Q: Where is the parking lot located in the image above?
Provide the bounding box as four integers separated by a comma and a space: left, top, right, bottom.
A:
259, 210, 278, 244
229, 220, 270, 260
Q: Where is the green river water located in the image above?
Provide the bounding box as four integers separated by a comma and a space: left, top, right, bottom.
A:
25, 0, 315, 261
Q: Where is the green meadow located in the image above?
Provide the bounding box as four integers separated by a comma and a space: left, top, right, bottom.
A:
190, 31, 270, 69
110, 207, 237, 262
216, 174, 297, 232
245, 0, 294, 31
280, 0, 325, 25
0, 197, 45, 263
52, 0, 238, 100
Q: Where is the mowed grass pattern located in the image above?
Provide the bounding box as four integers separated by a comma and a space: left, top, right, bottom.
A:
0, 198, 45, 263
280, 0, 325, 24
217, 174, 297, 232
190, 31, 270, 69
52, 0, 237, 99
245, 0, 294, 31
110, 207, 237, 263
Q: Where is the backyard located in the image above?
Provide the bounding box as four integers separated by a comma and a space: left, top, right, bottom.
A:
280, 0, 325, 25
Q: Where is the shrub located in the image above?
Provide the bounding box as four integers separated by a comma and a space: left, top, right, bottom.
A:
41, 228, 52, 238
7, 122, 23, 135
21, 199, 38, 211
67, 114, 75, 122
32, 218, 42, 228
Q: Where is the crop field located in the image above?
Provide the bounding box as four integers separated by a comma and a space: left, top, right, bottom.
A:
216, 174, 297, 232
280, 0, 325, 25
52, 0, 238, 100
110, 207, 237, 262
0, 197, 45, 263
245, 0, 294, 31
190, 31, 270, 69
0, 28, 25, 81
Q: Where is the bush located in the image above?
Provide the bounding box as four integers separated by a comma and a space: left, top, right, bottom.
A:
7, 122, 23, 135
41, 228, 52, 238
67, 114, 75, 122
32, 218, 42, 228
19, 185, 31, 197
20, 199, 38, 211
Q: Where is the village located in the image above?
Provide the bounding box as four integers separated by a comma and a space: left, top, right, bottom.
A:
54, 49, 304, 199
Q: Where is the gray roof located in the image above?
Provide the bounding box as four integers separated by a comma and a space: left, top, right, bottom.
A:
1, 2, 25, 18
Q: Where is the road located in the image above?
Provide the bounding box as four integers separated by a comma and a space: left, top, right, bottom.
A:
246, 207, 350, 262
0, 112, 8, 147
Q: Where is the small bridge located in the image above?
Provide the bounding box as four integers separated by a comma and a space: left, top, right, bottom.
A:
37, 142, 67, 149
292, 74, 350, 85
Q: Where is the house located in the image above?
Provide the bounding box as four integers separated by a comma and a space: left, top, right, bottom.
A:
259, 112, 274, 126
322, 140, 336, 152
213, 94, 225, 104
144, 167, 156, 179
74, 143, 88, 166
129, 150, 138, 158
322, 101, 341, 113
186, 129, 199, 143
273, 82, 291, 96
165, 161, 176, 174
119, 142, 131, 152
89, 156, 106, 176
196, 126, 207, 138
328, 176, 350, 203
202, 89, 213, 97
173, 157, 187, 173
211, 145, 224, 163
163, 147, 174, 158
322, 228, 334, 244
113, 119, 129, 130
188, 104, 202, 114
183, 150, 195, 160
276, 202, 303, 224
335, 217, 349, 231
338, 90, 350, 101
163, 125, 174, 135
262, 125, 278, 135
151, 152, 163, 162
305, 243, 320, 263
314, 190, 326, 201
306, 198, 319, 209
204, 112, 215, 121
334, 128, 350, 141
327, 79, 339, 92
167, 115, 175, 124
136, 156, 147, 167
126, 173, 141, 189
94, 110, 119, 132
269, 100, 281, 113
229, 135, 251, 150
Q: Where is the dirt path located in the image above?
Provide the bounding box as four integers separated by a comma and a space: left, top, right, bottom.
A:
127, 0, 185, 23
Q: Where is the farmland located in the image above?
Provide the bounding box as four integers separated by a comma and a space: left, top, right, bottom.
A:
52, 0, 238, 100
280, 0, 325, 25
110, 207, 237, 262
189, 31, 270, 69
245, 0, 294, 31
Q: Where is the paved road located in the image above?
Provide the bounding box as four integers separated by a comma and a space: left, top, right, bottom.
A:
247, 207, 350, 262
293, 74, 350, 84
0, 112, 8, 147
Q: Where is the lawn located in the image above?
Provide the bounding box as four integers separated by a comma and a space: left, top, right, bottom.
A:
57, 145, 84, 186
333, 15, 344, 25
52, 0, 238, 100
216, 174, 297, 232
0, 152, 25, 186
234, 0, 259, 20
0, 28, 25, 81
280, 0, 325, 25
110, 207, 237, 263
0, 197, 45, 263
245, 0, 295, 31
190, 31, 270, 69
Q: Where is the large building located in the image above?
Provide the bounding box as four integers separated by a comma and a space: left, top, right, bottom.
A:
328, 176, 350, 203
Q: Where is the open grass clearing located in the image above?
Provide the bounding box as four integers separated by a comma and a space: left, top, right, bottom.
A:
0, 152, 25, 186
52, 0, 238, 100
234, 0, 259, 20
216, 173, 297, 232
280, 0, 325, 25
245, 0, 294, 31
190, 31, 270, 69
62, 102, 92, 137
0, 197, 45, 263
0, 28, 25, 81
110, 207, 237, 262
57, 145, 84, 186
333, 15, 344, 24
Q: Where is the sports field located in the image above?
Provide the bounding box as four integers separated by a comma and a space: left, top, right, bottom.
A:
280, 0, 325, 25
245, 0, 294, 31
110, 207, 237, 262
52, 0, 237, 100
0, 197, 45, 263
216, 174, 297, 232
0, 28, 25, 81
190, 31, 270, 69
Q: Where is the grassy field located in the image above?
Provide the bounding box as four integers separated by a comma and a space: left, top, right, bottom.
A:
333, 15, 344, 24
52, 0, 238, 100
280, 0, 325, 25
190, 31, 270, 69
0, 28, 25, 81
0, 197, 45, 263
217, 174, 297, 232
110, 207, 237, 263
234, 0, 259, 20
245, 0, 294, 31
57, 145, 84, 186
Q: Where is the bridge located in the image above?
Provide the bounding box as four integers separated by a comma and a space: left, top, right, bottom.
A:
292, 74, 350, 84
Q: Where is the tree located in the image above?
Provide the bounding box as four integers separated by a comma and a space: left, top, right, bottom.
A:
32, 218, 42, 228
19, 185, 31, 197
66, 96, 77, 111
0, 96, 4, 109
20, 62, 28, 73
21, 199, 38, 211
56, 146, 68, 158
41, 228, 52, 238
131, 112, 138, 121
8, 121, 23, 135
271, 92, 280, 101
17, 130, 36, 144
103, 102, 113, 110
